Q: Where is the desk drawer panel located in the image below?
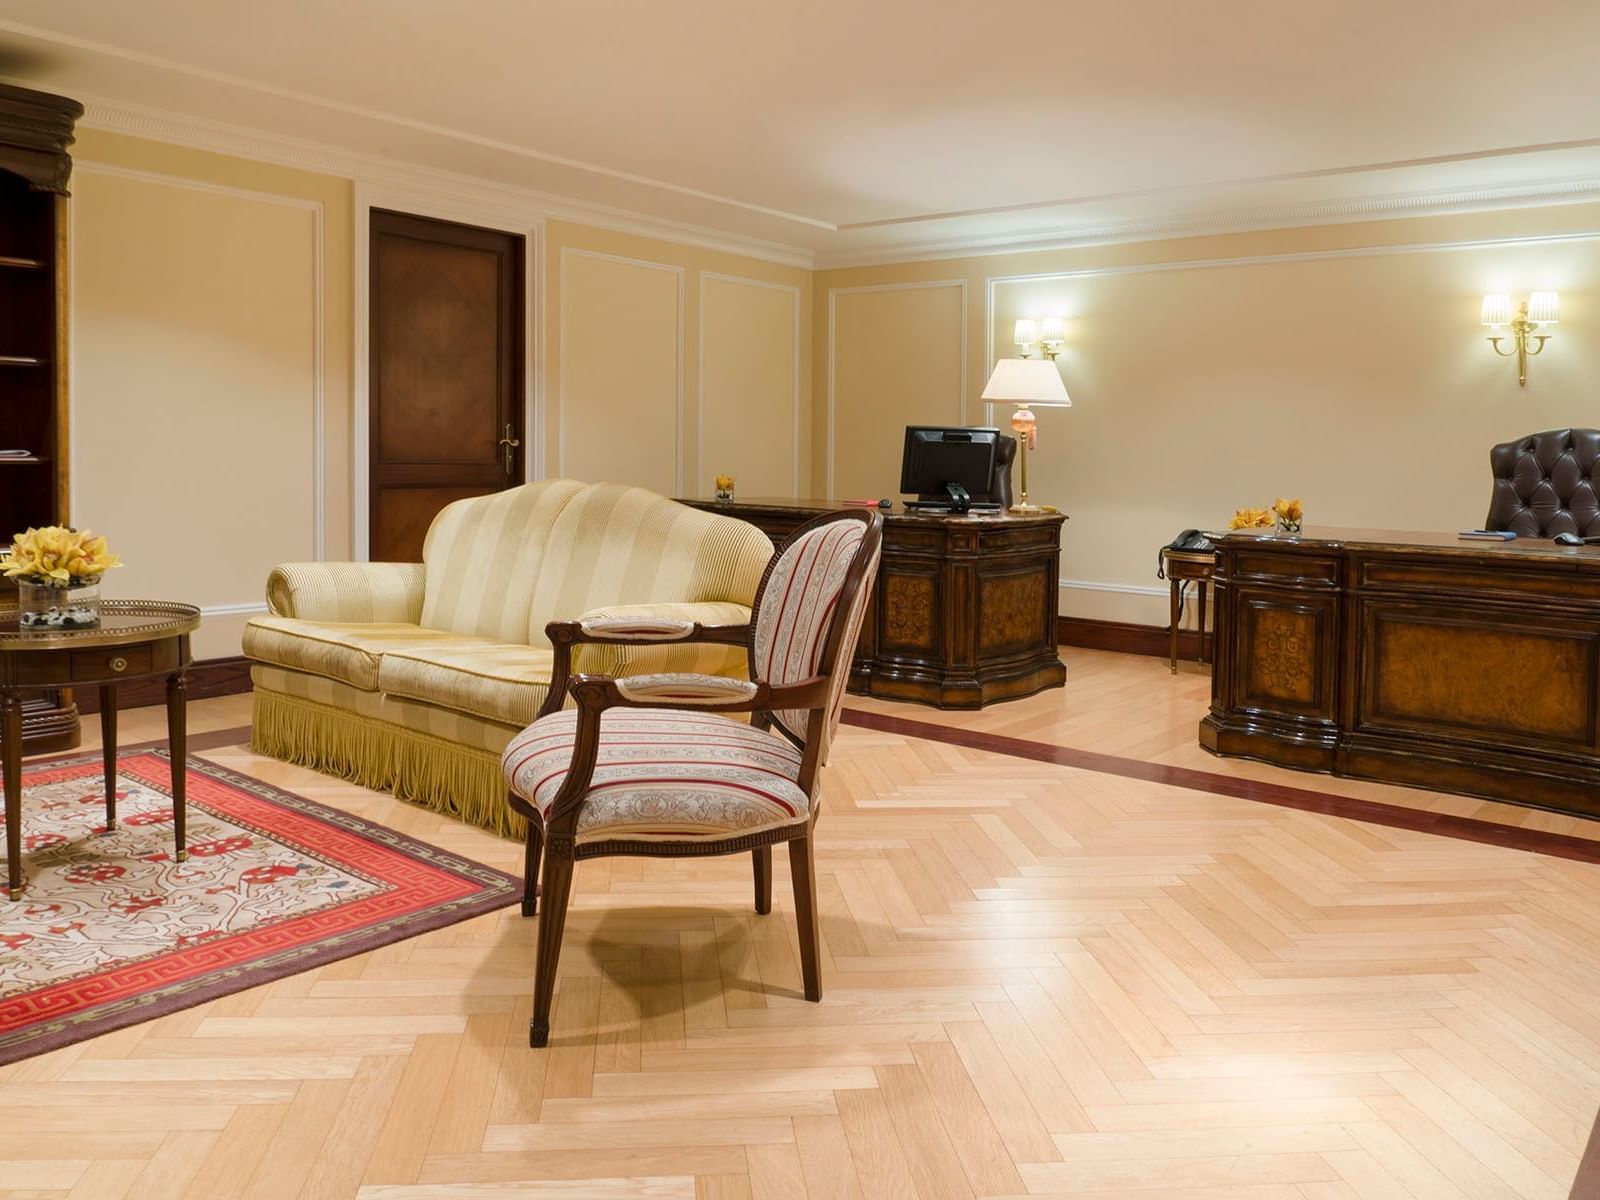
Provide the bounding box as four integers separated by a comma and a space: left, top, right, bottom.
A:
70, 645, 154, 681
1230, 551, 1340, 588
1360, 558, 1600, 606
1358, 601, 1599, 750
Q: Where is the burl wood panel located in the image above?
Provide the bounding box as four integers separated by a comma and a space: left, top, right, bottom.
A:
1365, 609, 1597, 746
977, 569, 1047, 656
1203, 532, 1600, 817
881, 572, 938, 653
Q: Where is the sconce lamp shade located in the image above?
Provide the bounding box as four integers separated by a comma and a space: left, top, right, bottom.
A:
1480, 293, 1512, 327
1040, 316, 1065, 342
980, 358, 1072, 407
1013, 318, 1038, 348
1528, 291, 1560, 324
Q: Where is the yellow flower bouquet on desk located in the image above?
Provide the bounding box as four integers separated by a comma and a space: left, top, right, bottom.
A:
1228, 507, 1274, 530
1272, 497, 1304, 535
3, 526, 122, 630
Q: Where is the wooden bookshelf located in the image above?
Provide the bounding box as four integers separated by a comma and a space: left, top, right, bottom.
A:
1, 81, 84, 752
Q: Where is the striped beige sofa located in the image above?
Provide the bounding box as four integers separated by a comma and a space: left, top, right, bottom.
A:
243, 481, 774, 837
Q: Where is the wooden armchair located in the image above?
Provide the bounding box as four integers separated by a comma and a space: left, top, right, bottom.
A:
501, 509, 884, 1047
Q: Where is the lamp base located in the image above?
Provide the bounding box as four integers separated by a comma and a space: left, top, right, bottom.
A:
1009, 502, 1042, 514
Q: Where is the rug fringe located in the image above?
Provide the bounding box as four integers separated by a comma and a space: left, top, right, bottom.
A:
251, 689, 524, 840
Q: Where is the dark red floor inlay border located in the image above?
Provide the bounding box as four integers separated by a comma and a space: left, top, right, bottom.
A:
840, 708, 1600, 867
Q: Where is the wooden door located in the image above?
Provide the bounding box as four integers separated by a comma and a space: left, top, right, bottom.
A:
369, 209, 524, 562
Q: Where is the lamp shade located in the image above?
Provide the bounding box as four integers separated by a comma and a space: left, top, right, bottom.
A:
1528, 291, 1560, 324
1013, 318, 1038, 348
980, 358, 1072, 407
1480, 293, 1512, 327
1040, 316, 1065, 343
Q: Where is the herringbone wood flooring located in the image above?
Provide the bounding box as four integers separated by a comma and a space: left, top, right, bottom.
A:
4, 651, 1598, 1199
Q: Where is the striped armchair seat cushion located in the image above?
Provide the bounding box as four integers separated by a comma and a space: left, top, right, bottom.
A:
502, 709, 808, 843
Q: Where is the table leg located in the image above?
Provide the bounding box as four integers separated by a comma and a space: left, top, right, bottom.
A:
167, 673, 188, 862
1169, 580, 1181, 675
100, 685, 118, 830
2, 692, 23, 900
1197, 581, 1209, 665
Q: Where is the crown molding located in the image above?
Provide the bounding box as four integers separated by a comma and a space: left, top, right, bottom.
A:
76, 98, 817, 270
814, 172, 1600, 269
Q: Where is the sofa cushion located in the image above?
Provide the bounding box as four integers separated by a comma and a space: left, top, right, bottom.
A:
378, 642, 555, 727
502, 708, 808, 843
242, 618, 492, 692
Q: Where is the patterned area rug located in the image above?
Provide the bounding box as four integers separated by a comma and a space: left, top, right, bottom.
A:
0, 750, 519, 1064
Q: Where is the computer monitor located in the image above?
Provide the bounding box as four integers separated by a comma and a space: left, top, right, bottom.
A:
900, 426, 1001, 511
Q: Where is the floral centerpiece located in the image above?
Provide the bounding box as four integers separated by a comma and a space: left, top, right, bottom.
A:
1228, 507, 1275, 530
3, 526, 121, 630
1272, 497, 1304, 535
714, 473, 736, 503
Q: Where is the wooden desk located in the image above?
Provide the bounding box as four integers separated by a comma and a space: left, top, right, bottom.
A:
1200, 528, 1600, 818
1160, 547, 1216, 673
680, 498, 1066, 709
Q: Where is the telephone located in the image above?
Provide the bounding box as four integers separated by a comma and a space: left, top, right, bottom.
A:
1157, 529, 1214, 578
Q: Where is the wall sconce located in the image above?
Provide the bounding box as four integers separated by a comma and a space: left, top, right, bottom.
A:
1014, 316, 1065, 360
1481, 291, 1558, 387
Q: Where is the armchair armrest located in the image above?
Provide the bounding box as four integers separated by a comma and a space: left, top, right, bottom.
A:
612, 673, 759, 705
265, 562, 427, 623
537, 602, 753, 719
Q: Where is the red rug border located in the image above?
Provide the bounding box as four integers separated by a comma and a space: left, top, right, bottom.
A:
1, 750, 521, 1066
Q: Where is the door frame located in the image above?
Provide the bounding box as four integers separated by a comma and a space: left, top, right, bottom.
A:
354, 182, 544, 561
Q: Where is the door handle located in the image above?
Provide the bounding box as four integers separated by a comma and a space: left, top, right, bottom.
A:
498, 424, 521, 476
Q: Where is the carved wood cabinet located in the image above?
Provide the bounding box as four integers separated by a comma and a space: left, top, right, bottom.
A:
679, 498, 1067, 709
1201, 528, 1600, 818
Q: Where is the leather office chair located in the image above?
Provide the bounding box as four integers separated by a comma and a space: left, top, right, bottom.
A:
1486, 428, 1600, 538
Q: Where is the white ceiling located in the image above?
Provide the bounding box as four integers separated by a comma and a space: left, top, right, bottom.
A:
4, 0, 1600, 266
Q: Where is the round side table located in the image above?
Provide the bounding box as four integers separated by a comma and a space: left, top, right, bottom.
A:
0, 599, 201, 900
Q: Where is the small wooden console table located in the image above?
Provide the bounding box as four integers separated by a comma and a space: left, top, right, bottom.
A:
680, 497, 1066, 709
1, 600, 200, 899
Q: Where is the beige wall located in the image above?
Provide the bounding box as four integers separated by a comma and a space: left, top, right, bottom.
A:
70, 130, 352, 660
544, 222, 811, 501
61, 125, 1600, 657
817, 204, 1600, 628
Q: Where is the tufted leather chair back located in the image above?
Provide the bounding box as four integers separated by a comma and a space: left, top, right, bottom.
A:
1486, 429, 1600, 538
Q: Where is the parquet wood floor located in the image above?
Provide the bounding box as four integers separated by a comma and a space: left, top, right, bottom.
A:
4, 651, 1598, 1199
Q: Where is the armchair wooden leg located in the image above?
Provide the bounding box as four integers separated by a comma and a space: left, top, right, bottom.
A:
752, 846, 772, 915
529, 850, 575, 1049
521, 815, 544, 918
788, 834, 822, 1002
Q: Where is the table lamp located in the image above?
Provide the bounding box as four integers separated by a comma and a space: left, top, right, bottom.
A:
980, 358, 1071, 512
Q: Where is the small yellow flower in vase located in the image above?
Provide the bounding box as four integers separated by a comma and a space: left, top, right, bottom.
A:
714, 474, 736, 503
1272, 497, 1304, 536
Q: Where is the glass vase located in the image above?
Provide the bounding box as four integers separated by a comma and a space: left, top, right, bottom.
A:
16, 578, 102, 631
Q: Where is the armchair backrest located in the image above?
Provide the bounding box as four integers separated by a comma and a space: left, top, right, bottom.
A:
751, 509, 883, 764
1486, 428, 1600, 538
420, 479, 586, 641
526, 483, 774, 648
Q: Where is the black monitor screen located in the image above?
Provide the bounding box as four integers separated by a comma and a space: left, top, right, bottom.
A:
900, 426, 1000, 500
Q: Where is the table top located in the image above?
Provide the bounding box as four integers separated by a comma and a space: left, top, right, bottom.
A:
1218, 526, 1600, 563
0, 599, 200, 651
679, 496, 1066, 524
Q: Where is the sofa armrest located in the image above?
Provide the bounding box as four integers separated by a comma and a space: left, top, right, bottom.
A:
266, 562, 427, 623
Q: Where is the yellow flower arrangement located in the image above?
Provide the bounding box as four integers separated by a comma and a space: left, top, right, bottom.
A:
1272, 497, 1304, 525
714, 474, 735, 492
3, 526, 122, 586
1228, 507, 1275, 530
